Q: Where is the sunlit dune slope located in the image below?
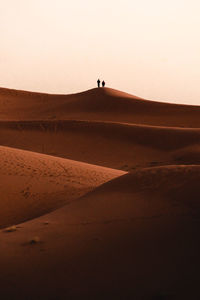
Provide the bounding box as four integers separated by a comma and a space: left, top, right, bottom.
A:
0, 87, 200, 127
0, 146, 124, 229
1, 120, 200, 169
0, 165, 199, 299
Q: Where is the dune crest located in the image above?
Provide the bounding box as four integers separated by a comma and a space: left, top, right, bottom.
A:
0, 86, 200, 126
0, 145, 124, 229
0, 85, 200, 299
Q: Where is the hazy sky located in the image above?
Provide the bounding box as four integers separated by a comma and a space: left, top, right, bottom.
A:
0, 0, 200, 104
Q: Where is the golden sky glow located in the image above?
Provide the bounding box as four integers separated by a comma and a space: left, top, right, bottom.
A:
0, 0, 200, 104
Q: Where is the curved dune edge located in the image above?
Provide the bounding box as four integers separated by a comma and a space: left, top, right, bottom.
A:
0, 145, 125, 229
0, 165, 200, 299
0, 87, 200, 127
1, 120, 200, 170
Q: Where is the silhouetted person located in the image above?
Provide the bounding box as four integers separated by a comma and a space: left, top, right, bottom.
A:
97, 79, 101, 88
102, 80, 105, 87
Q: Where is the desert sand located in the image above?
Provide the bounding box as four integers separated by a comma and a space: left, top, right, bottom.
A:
0, 87, 200, 299
1, 86, 200, 126
0, 145, 124, 229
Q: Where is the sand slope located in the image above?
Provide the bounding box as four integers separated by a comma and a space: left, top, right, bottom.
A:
0, 146, 124, 229
1, 120, 200, 171
1, 87, 200, 127
0, 86, 200, 299
0, 165, 199, 299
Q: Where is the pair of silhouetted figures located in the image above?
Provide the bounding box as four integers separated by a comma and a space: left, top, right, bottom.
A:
97, 79, 105, 88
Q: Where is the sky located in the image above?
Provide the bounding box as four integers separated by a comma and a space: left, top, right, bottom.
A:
0, 0, 200, 104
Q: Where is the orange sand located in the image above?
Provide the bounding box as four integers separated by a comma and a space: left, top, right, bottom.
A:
0, 87, 200, 299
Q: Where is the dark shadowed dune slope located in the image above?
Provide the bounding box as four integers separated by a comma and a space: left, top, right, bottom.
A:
0, 165, 200, 299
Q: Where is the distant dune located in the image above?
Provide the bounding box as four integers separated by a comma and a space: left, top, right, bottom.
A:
0, 86, 200, 299
0, 120, 200, 170
0, 87, 200, 127
0, 165, 199, 299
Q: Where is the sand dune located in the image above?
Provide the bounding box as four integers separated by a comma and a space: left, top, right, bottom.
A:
0, 145, 124, 229
0, 120, 200, 170
0, 165, 199, 299
0, 86, 200, 299
1, 87, 200, 127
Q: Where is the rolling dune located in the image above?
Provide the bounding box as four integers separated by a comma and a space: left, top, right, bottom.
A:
0, 87, 200, 299
0, 145, 124, 229
1, 120, 200, 170
0, 87, 200, 127
0, 165, 199, 299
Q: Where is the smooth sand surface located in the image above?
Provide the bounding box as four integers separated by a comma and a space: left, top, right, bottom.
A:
0, 165, 199, 299
1, 87, 200, 127
0, 87, 200, 299
0, 120, 200, 170
0, 145, 124, 229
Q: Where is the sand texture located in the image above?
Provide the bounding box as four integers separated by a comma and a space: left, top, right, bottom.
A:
0, 87, 200, 299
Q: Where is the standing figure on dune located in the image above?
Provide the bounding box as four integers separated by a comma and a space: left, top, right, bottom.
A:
102, 80, 105, 87
97, 79, 101, 88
